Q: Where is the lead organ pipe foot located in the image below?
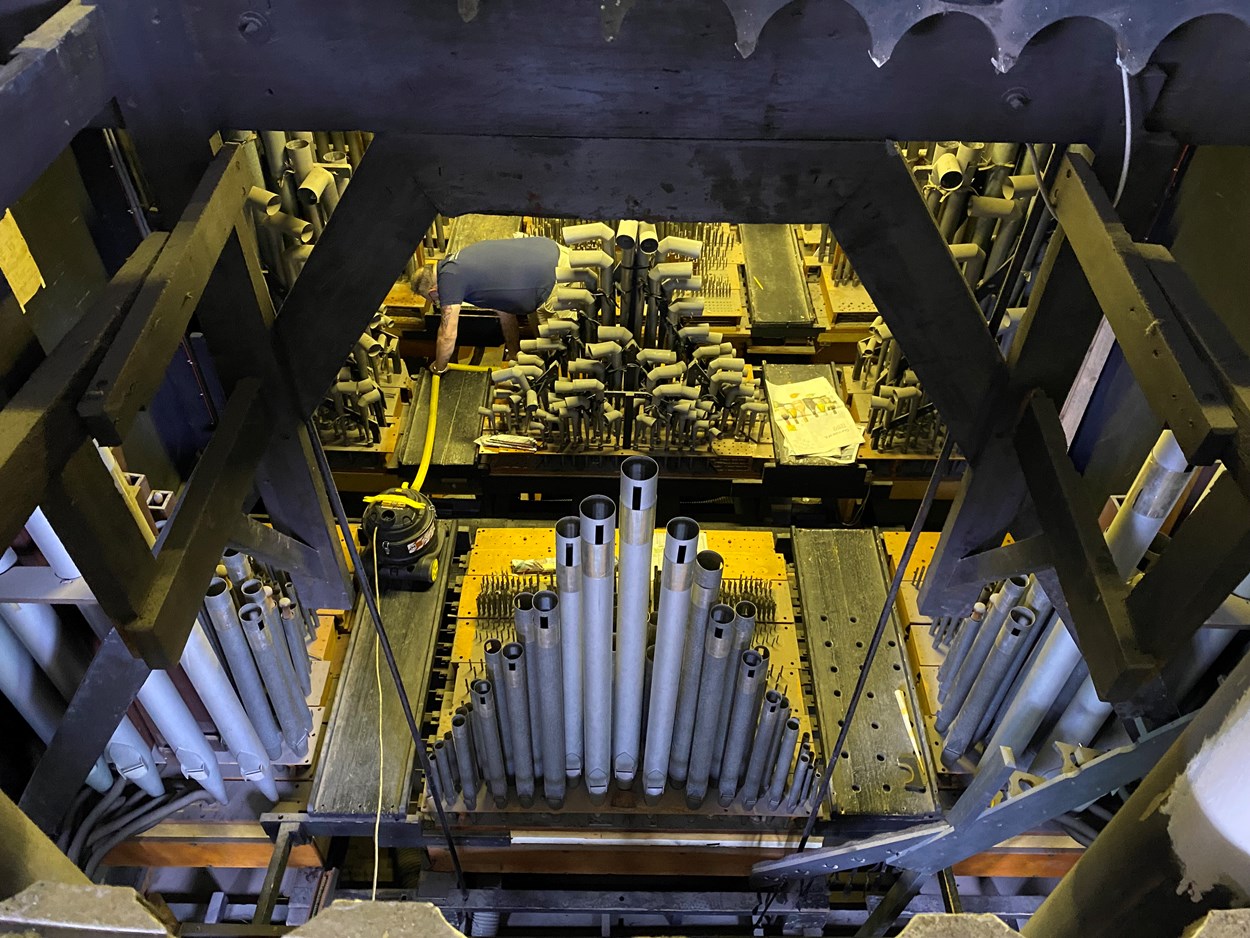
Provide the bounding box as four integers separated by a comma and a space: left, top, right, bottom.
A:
613, 456, 658, 789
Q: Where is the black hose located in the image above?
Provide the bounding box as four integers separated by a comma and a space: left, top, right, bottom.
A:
67, 777, 127, 865
83, 790, 214, 880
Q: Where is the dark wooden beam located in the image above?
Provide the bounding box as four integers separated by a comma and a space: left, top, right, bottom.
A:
198, 222, 351, 609
1127, 472, 1250, 662
0, 2, 113, 215
228, 516, 324, 583
1014, 395, 1156, 701
19, 629, 150, 835
1052, 152, 1235, 465
42, 439, 156, 624
128, 379, 267, 665
947, 536, 1055, 588
79, 143, 251, 444
0, 234, 166, 550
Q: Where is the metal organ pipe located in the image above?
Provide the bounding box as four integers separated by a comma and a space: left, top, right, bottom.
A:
25, 508, 81, 579
483, 639, 515, 777
501, 642, 536, 808
451, 713, 479, 810
765, 717, 801, 811
683, 604, 736, 808
533, 590, 567, 809
512, 593, 544, 780
614, 456, 659, 790
579, 495, 616, 804
137, 670, 229, 803
471, 679, 509, 808
740, 690, 785, 809
642, 517, 701, 805
710, 600, 757, 780
554, 517, 583, 785
716, 649, 766, 806
669, 550, 725, 786
239, 601, 311, 758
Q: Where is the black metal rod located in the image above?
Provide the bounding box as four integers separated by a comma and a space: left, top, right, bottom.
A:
797, 432, 955, 850
307, 422, 466, 894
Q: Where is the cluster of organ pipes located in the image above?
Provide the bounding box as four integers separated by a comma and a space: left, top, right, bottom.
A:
482, 222, 768, 451
314, 309, 409, 447
428, 456, 818, 813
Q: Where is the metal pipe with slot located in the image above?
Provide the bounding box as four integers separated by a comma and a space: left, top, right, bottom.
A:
683, 604, 735, 808
669, 550, 725, 786
642, 517, 701, 804
533, 590, 567, 809
483, 639, 515, 778
717, 649, 766, 806
501, 642, 536, 808
239, 601, 310, 757
764, 717, 801, 812
579, 496, 616, 804
710, 600, 757, 781
614, 456, 658, 790
554, 517, 583, 786
451, 713, 479, 810
471, 679, 509, 808
512, 593, 544, 780
740, 690, 785, 809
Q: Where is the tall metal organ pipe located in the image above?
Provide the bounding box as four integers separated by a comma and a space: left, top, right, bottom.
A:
710, 600, 757, 780
554, 517, 583, 786
579, 496, 616, 804
484, 639, 515, 778
501, 642, 536, 808
613, 456, 659, 790
684, 604, 736, 807
740, 690, 785, 809
717, 649, 766, 806
471, 679, 509, 808
512, 593, 544, 779
669, 550, 725, 786
642, 517, 701, 804
533, 590, 567, 809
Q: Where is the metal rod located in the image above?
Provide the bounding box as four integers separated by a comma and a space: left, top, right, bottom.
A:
642, 517, 701, 804
613, 456, 658, 791
579, 495, 616, 804
534, 590, 567, 809
307, 422, 465, 893
669, 550, 725, 786
798, 432, 955, 849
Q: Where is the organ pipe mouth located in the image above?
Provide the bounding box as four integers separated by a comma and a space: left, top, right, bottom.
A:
207, 577, 229, 597
483, 638, 503, 655
534, 590, 558, 613
741, 649, 763, 670
622, 455, 659, 482
735, 600, 758, 620
1008, 574, 1030, 589
514, 592, 534, 612
580, 495, 616, 522
696, 550, 724, 572
472, 679, 492, 696
710, 603, 735, 626
502, 642, 524, 662
555, 516, 580, 539
763, 689, 783, 709
1008, 606, 1036, 629
239, 602, 264, 625
452, 714, 467, 728
667, 517, 699, 541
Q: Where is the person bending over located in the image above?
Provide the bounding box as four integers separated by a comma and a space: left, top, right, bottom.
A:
414, 236, 563, 373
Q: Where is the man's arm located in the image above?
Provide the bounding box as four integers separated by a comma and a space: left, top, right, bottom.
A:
432, 304, 461, 372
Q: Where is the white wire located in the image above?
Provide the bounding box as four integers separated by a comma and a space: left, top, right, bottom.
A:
1113, 57, 1133, 208
371, 527, 384, 901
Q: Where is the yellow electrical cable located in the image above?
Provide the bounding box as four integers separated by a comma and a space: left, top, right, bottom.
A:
408, 362, 492, 492
371, 527, 383, 901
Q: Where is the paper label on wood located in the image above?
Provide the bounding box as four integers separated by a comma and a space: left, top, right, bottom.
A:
0, 210, 45, 311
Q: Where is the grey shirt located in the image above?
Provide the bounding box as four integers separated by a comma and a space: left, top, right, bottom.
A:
436, 236, 560, 316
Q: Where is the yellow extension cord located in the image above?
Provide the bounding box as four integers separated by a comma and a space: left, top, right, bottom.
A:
409, 362, 491, 493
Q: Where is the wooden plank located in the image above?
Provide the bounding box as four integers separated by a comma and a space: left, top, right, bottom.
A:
0, 3, 113, 216
429, 845, 786, 878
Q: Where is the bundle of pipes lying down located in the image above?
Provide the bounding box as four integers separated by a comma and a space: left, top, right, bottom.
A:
481, 221, 766, 451
0, 532, 318, 818
314, 308, 408, 446
428, 456, 818, 814
929, 430, 1244, 778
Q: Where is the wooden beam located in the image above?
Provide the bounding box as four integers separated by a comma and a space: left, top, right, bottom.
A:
1014, 395, 1156, 701
79, 143, 251, 444
0, 234, 167, 550
0, 2, 113, 216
